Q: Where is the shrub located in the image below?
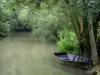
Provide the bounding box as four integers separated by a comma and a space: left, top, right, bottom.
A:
0, 21, 10, 37
0, 7, 10, 37
57, 29, 79, 54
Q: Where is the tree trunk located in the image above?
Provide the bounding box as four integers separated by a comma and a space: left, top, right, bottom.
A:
88, 9, 99, 65
66, 0, 91, 57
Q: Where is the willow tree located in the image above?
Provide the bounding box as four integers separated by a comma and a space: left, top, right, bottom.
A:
65, 0, 100, 65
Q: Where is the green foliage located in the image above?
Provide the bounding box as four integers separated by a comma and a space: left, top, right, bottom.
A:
18, 6, 32, 28
40, 2, 49, 9
18, 7, 29, 21
31, 9, 59, 42
0, 22, 10, 37
57, 29, 79, 54
0, 6, 10, 37
0, 0, 74, 44
26, 0, 69, 42
1, 0, 66, 39
97, 22, 100, 38
98, 72, 100, 75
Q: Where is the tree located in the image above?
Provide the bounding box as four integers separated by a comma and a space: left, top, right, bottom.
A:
88, 9, 99, 65
65, 0, 100, 65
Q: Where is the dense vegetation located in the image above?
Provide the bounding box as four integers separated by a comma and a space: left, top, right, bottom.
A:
0, 0, 79, 54
1, 0, 100, 68
68, 0, 100, 65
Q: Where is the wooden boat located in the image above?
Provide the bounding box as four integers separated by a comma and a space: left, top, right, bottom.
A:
54, 52, 92, 63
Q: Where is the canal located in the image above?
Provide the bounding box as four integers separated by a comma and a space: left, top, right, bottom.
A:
0, 32, 88, 75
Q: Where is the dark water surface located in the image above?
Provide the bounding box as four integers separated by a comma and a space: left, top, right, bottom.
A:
0, 32, 88, 75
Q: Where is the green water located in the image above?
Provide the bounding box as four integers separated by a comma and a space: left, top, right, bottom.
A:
0, 32, 88, 75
